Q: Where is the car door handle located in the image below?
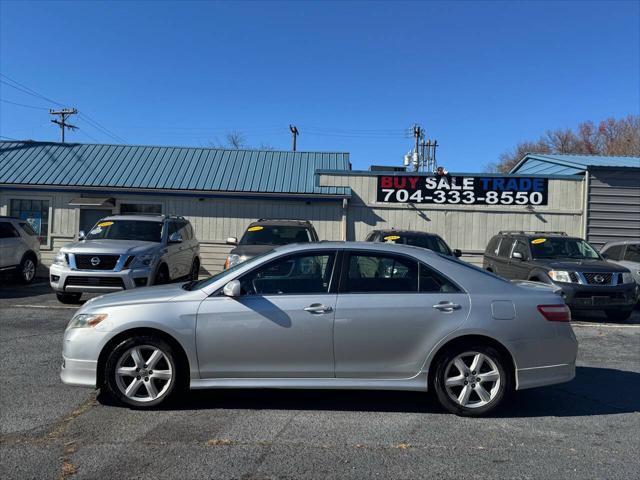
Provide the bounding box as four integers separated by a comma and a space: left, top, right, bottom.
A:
304, 304, 333, 314
432, 302, 461, 312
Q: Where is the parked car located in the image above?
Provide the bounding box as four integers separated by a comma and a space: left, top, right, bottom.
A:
483, 231, 637, 321
60, 241, 578, 416
0, 216, 41, 283
600, 240, 640, 285
224, 219, 319, 269
364, 229, 462, 257
50, 214, 200, 304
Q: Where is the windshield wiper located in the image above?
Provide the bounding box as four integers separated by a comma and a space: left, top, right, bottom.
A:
182, 280, 197, 291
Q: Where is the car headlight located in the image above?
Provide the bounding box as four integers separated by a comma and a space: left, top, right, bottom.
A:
66, 313, 108, 329
621, 272, 634, 284
131, 254, 157, 268
224, 254, 247, 269
53, 252, 67, 266
548, 270, 575, 283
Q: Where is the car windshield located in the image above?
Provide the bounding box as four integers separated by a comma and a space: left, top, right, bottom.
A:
85, 220, 163, 242
530, 237, 600, 259
382, 233, 451, 255
239, 225, 311, 245
184, 251, 272, 290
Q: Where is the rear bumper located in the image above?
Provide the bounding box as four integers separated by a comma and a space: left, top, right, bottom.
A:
516, 362, 575, 390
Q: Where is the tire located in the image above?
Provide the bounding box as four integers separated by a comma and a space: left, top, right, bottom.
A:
104, 335, 181, 408
433, 344, 512, 417
18, 254, 37, 284
56, 292, 82, 304
154, 264, 169, 285
605, 309, 633, 322
189, 258, 200, 281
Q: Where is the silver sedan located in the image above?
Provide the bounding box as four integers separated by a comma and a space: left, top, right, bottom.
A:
61, 242, 578, 416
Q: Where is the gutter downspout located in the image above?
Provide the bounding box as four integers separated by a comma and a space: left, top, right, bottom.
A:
582, 170, 590, 240
341, 197, 348, 241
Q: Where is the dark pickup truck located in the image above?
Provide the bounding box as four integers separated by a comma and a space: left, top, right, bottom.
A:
483, 231, 637, 321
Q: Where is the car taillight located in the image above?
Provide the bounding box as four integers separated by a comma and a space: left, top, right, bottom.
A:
537, 304, 571, 322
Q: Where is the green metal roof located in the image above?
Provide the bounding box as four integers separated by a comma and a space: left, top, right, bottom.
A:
510, 153, 640, 175
0, 141, 351, 197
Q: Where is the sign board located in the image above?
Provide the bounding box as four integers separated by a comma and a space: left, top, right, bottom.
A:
376, 175, 549, 206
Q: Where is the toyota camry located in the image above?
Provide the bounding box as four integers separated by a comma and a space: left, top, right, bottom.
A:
61, 242, 577, 416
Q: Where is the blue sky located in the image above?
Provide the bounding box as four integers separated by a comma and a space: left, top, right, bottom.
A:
1, 0, 638, 171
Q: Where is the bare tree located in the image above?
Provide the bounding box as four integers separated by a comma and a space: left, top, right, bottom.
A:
225, 130, 245, 149
488, 115, 640, 172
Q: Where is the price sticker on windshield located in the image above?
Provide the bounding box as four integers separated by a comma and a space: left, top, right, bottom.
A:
97, 221, 114, 227
383, 235, 401, 241
247, 226, 264, 232
531, 238, 547, 244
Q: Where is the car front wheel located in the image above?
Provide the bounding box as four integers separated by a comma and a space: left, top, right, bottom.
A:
105, 335, 180, 408
433, 345, 511, 416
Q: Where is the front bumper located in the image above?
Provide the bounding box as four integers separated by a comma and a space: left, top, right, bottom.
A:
60, 327, 108, 388
556, 282, 637, 310
50, 263, 153, 293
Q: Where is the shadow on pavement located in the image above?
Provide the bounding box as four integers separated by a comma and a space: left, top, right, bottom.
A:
98, 366, 639, 417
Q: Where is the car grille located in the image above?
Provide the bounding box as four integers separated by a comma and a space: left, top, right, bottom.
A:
582, 272, 614, 285
65, 276, 124, 288
75, 254, 119, 270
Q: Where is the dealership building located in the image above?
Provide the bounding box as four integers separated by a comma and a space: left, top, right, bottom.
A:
1, 141, 638, 273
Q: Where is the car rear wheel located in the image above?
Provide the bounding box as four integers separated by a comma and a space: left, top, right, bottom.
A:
105, 335, 180, 408
56, 292, 82, 304
18, 255, 36, 284
433, 345, 511, 416
605, 309, 633, 322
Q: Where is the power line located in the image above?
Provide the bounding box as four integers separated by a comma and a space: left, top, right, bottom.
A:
0, 99, 50, 111
0, 74, 126, 143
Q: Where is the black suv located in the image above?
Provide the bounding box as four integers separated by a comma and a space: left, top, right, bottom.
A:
483, 231, 637, 321
224, 219, 320, 269
364, 229, 462, 257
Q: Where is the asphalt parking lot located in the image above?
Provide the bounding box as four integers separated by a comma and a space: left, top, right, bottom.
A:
1, 279, 639, 480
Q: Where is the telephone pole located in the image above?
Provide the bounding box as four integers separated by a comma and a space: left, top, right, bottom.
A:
49, 108, 78, 143
289, 125, 299, 151
412, 124, 422, 172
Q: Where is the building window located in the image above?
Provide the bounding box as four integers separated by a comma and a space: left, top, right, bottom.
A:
120, 203, 162, 215
10, 199, 50, 245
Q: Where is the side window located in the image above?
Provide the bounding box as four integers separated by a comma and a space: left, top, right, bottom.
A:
18, 222, 37, 236
177, 221, 191, 240
344, 253, 418, 293
513, 240, 529, 259
0, 222, 20, 239
240, 253, 335, 295
497, 237, 513, 258
604, 245, 624, 260
623, 244, 640, 262
485, 236, 500, 255
167, 221, 179, 238
419, 263, 461, 293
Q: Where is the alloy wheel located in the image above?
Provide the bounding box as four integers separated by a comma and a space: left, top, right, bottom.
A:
22, 259, 35, 282
444, 351, 501, 408
114, 345, 173, 403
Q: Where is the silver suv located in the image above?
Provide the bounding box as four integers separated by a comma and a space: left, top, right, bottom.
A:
50, 214, 200, 303
0, 216, 41, 283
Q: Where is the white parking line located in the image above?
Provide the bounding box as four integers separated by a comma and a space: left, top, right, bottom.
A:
571, 322, 640, 329
10, 304, 78, 310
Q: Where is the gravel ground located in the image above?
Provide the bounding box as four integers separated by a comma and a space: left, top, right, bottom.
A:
1, 280, 639, 479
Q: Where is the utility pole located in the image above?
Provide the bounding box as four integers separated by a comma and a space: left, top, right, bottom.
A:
289, 125, 299, 151
412, 124, 422, 172
49, 108, 78, 143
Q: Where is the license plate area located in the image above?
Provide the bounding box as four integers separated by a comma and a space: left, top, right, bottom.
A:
592, 296, 610, 305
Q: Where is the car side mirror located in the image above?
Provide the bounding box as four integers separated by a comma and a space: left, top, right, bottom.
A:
78, 230, 86, 240
226, 237, 238, 246
512, 252, 524, 260
223, 280, 241, 297
453, 249, 462, 258
169, 232, 183, 243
